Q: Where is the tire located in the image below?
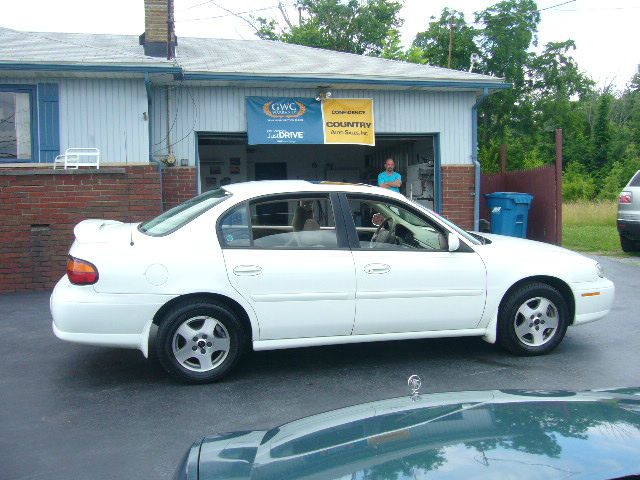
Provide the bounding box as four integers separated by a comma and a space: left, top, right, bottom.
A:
156, 300, 247, 383
497, 282, 569, 356
620, 235, 637, 253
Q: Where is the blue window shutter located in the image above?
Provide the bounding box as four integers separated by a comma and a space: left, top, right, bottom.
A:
37, 83, 60, 163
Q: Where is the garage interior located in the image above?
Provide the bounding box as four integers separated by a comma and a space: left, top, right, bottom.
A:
197, 134, 438, 210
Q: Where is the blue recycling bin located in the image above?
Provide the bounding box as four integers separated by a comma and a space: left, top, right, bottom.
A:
484, 192, 534, 238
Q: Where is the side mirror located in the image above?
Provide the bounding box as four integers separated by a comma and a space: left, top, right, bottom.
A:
448, 232, 460, 252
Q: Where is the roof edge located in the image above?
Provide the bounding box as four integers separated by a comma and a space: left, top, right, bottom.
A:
0, 62, 181, 74
178, 72, 511, 90
0, 61, 511, 90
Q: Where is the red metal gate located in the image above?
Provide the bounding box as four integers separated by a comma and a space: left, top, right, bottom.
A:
480, 130, 563, 245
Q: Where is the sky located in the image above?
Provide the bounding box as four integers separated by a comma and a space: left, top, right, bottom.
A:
1, 0, 639, 90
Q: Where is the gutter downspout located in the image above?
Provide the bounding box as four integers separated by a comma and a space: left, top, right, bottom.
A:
145, 72, 164, 211
472, 87, 489, 231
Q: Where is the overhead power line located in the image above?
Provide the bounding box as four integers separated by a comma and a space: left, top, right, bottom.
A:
177, 0, 215, 12
537, 0, 576, 13
178, 2, 296, 23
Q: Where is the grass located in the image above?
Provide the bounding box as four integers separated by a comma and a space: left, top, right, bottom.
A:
562, 200, 623, 254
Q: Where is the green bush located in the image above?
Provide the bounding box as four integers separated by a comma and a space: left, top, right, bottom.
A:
563, 162, 596, 201
598, 148, 640, 200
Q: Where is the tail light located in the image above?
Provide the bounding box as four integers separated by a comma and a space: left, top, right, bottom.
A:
67, 256, 99, 285
619, 191, 633, 204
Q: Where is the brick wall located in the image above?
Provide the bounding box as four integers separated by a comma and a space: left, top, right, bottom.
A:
441, 165, 475, 230
162, 167, 197, 210
0, 166, 162, 293
0, 163, 476, 293
144, 0, 171, 43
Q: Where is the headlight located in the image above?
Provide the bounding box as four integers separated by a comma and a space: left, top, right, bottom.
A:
596, 263, 604, 278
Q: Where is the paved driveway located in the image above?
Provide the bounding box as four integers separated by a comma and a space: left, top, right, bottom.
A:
1, 255, 638, 480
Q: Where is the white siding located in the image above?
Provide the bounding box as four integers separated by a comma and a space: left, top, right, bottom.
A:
3, 76, 475, 166
58, 78, 148, 163
151, 86, 476, 166
0, 76, 149, 164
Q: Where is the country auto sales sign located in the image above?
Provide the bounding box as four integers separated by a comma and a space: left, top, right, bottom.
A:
322, 98, 375, 146
246, 97, 374, 146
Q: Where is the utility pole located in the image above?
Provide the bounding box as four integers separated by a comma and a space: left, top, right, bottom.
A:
448, 15, 454, 69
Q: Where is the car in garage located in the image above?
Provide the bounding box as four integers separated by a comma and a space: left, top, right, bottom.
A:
173, 387, 640, 480
50, 180, 615, 383
618, 169, 640, 252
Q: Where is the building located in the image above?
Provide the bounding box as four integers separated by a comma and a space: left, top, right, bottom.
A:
0, 0, 508, 292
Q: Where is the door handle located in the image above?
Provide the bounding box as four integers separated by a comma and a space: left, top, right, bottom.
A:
233, 265, 262, 276
364, 263, 390, 275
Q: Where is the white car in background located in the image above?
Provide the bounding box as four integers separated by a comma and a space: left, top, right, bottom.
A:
50, 181, 614, 383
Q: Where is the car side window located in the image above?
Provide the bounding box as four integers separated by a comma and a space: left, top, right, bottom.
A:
219, 196, 340, 249
348, 197, 447, 250
250, 196, 338, 249
219, 203, 251, 247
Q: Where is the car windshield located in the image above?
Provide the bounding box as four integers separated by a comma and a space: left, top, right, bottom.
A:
409, 200, 482, 245
138, 188, 230, 236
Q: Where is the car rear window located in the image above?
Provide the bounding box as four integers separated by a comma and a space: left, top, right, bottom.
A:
630, 171, 640, 187
139, 188, 230, 236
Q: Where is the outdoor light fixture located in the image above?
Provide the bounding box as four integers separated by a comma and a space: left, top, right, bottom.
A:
315, 87, 332, 102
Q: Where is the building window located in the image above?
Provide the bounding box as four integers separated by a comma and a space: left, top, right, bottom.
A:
0, 89, 33, 161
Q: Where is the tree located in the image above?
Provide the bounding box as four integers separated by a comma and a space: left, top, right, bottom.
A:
526, 41, 592, 102
592, 91, 612, 175
411, 9, 479, 71
475, 0, 540, 145
475, 0, 540, 88
256, 0, 404, 57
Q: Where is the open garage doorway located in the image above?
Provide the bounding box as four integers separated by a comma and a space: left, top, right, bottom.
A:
196, 133, 439, 210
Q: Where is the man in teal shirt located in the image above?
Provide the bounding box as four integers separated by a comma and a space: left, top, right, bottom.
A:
378, 158, 402, 193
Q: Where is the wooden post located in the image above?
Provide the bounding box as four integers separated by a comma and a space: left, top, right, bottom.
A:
555, 129, 563, 245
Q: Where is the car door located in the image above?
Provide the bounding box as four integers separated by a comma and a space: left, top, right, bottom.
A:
219, 193, 356, 340
342, 194, 487, 335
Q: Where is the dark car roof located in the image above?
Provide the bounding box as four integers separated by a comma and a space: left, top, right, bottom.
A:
181, 388, 640, 480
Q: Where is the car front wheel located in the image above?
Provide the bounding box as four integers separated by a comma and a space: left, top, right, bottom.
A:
498, 282, 569, 356
156, 300, 247, 383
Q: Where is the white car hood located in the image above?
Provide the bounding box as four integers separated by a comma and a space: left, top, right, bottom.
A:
477, 233, 583, 257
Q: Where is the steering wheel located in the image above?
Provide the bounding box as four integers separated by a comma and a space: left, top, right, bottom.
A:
369, 217, 395, 248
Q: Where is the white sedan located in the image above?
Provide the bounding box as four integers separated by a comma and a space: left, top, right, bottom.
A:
50, 181, 615, 383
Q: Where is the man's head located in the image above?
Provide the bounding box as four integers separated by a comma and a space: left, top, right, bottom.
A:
384, 158, 395, 173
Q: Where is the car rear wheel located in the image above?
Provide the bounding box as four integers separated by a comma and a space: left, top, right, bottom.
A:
620, 235, 637, 253
156, 301, 247, 383
498, 282, 569, 356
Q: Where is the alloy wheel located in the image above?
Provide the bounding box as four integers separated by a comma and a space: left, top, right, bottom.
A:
513, 296, 559, 347
171, 316, 231, 372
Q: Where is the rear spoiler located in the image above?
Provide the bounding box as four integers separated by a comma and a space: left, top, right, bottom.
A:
73, 219, 125, 244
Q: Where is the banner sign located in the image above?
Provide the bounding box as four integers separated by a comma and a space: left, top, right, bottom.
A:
246, 97, 374, 146
246, 97, 324, 145
322, 98, 375, 146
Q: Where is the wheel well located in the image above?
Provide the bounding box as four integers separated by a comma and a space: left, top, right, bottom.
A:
500, 276, 576, 324
153, 293, 254, 337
